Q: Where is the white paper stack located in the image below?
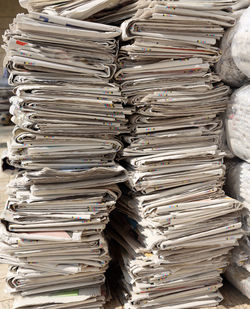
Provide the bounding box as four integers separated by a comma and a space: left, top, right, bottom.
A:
19, 0, 137, 24
0, 2, 128, 308
108, 1, 243, 308
225, 161, 250, 299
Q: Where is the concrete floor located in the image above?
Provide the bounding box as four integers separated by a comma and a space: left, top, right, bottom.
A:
0, 126, 249, 309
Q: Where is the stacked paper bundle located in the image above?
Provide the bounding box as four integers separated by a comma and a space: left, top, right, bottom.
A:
19, 0, 135, 21
0, 2, 128, 309
0, 77, 12, 125
225, 161, 250, 299
108, 1, 243, 308
19, 0, 138, 26
95, 0, 239, 25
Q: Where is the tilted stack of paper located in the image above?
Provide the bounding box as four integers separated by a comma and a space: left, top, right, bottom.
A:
19, 0, 137, 23
224, 161, 250, 299
108, 1, 243, 308
0, 2, 128, 308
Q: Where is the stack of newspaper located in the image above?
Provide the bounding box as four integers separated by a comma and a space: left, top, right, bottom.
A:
109, 1, 243, 308
19, 0, 136, 20
0, 2, 127, 309
225, 160, 250, 299
94, 0, 239, 25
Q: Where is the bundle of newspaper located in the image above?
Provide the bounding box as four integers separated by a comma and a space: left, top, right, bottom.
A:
109, 2, 243, 308
18, 0, 135, 21
0, 4, 128, 309
0, 77, 12, 125
94, 0, 241, 25
224, 160, 250, 299
226, 85, 250, 162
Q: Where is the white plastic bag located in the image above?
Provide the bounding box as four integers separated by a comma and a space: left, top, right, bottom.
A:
216, 19, 247, 88
226, 85, 250, 161
232, 7, 250, 78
